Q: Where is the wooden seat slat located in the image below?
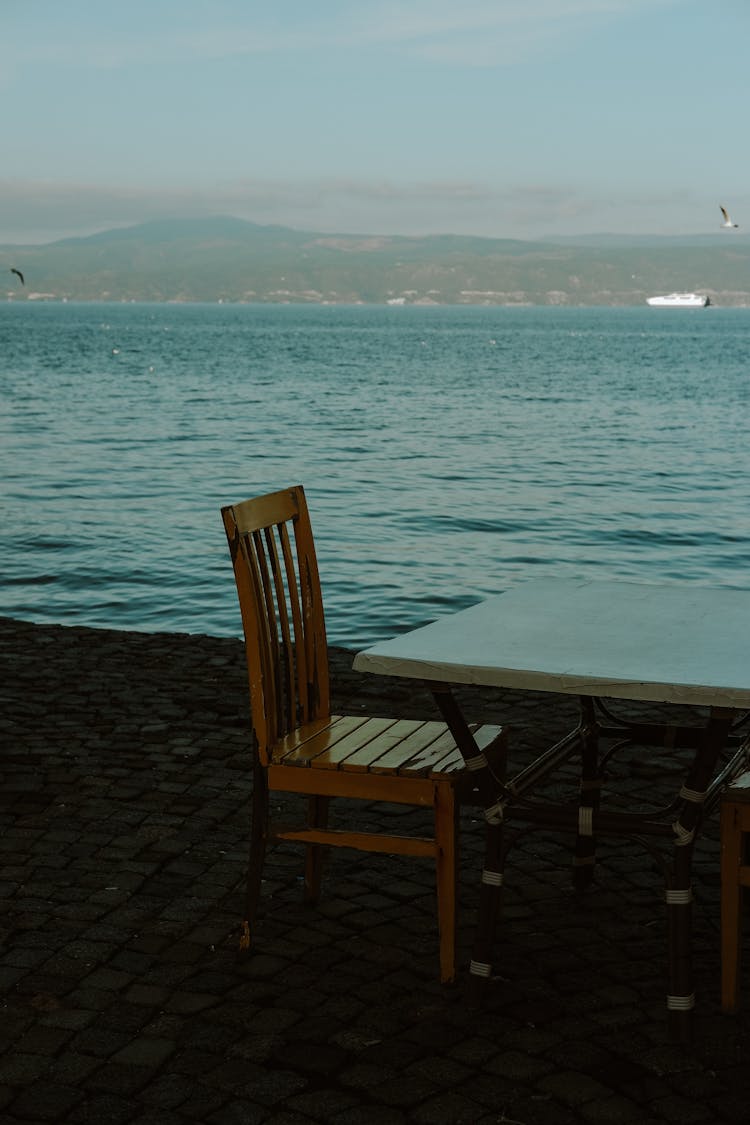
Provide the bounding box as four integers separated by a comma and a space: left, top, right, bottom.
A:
311, 718, 430, 770
332, 718, 433, 772
395, 726, 469, 775
274, 715, 347, 755
276, 715, 393, 765
365, 721, 458, 774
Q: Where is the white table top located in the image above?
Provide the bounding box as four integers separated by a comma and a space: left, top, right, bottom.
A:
352, 578, 750, 709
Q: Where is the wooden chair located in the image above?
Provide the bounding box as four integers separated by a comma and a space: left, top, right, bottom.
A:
221, 485, 508, 983
721, 770, 750, 1012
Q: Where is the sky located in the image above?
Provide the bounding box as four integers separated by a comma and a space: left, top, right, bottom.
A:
2, 0, 749, 245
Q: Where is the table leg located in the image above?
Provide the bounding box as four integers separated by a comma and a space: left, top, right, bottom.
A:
428, 684, 509, 1003
467, 816, 505, 1004
666, 706, 735, 1042
574, 697, 601, 890
720, 798, 745, 1014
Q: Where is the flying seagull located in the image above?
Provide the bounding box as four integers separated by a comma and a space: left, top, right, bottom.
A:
10, 267, 24, 284
720, 206, 739, 229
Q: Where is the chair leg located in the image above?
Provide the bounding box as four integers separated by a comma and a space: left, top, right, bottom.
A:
240, 758, 269, 952
304, 796, 329, 904
721, 804, 744, 1013
434, 784, 459, 984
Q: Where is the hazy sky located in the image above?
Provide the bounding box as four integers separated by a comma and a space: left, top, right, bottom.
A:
2, 0, 748, 244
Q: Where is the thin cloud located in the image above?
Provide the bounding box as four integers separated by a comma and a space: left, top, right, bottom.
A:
4, 0, 682, 70
188, 1, 680, 60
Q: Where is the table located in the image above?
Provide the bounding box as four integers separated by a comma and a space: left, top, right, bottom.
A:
353, 578, 750, 1040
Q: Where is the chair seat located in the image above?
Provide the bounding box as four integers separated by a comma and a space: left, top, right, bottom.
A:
272, 715, 503, 778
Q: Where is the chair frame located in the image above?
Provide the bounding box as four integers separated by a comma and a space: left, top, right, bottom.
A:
721, 771, 750, 1012
222, 484, 507, 983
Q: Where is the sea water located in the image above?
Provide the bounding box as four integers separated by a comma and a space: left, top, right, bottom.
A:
2, 301, 750, 649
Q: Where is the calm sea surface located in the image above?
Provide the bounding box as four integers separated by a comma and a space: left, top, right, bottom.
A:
2, 302, 750, 649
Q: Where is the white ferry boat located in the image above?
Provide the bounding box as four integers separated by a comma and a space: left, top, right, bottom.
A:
646, 293, 710, 308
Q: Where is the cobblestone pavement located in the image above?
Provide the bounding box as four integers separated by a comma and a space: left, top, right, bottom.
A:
1, 615, 748, 1124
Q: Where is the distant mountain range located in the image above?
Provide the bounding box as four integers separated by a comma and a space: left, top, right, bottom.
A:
3, 216, 750, 305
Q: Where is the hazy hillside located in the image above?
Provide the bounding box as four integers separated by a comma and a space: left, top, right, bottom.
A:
3, 217, 750, 305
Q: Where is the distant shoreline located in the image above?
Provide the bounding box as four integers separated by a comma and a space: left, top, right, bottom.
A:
4, 216, 749, 307
4, 297, 750, 308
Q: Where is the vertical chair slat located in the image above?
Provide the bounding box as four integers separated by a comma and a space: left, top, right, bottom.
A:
278, 520, 309, 725
265, 523, 298, 733
252, 528, 285, 743
227, 523, 276, 758
293, 496, 329, 721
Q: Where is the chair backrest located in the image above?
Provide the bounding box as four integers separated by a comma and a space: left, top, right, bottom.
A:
221, 485, 330, 763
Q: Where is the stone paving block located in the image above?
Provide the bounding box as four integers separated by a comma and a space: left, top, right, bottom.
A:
285, 1087, 361, 1120
128, 1112, 187, 1125
80, 966, 135, 992
39, 1008, 95, 1031
456, 1070, 527, 1113
71, 1027, 134, 1060
0, 1052, 48, 1086
538, 1068, 616, 1106
125, 983, 171, 1008
163, 990, 218, 1014
484, 1047, 554, 1082
15, 1024, 74, 1055
0, 967, 28, 991
246, 1068, 309, 1108
329, 1109, 408, 1125
580, 1095, 665, 1125
261, 1112, 317, 1125
175, 1084, 230, 1121
112, 1036, 177, 1069
83, 1058, 156, 1096
411, 1089, 496, 1124
67, 1091, 141, 1124
205, 1099, 267, 1125
8, 1079, 82, 1121
0, 1012, 36, 1044
138, 1071, 190, 1111
92, 1005, 150, 1041
48, 1050, 103, 1086
647, 1093, 722, 1124
109, 950, 156, 976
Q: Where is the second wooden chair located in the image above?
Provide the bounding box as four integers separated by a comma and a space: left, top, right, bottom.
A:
721, 771, 750, 1012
